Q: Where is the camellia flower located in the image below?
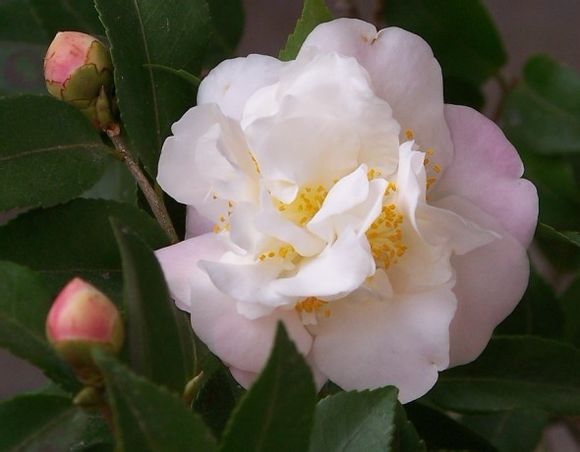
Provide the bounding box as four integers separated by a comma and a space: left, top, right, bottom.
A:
155, 19, 538, 402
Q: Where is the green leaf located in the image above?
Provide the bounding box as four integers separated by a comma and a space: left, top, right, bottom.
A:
279, 0, 332, 61
460, 409, 549, 452
495, 271, 565, 339
111, 220, 197, 393
204, 0, 245, 67
427, 336, 580, 415
0, 393, 109, 451
0, 0, 47, 43
503, 55, 580, 155
560, 278, 580, 347
146, 64, 201, 87
309, 387, 398, 452
0, 95, 109, 211
521, 150, 580, 230
94, 0, 210, 175
193, 366, 244, 439
0, 199, 168, 300
538, 223, 580, 249
94, 350, 217, 452
393, 404, 426, 452
29, 0, 104, 39
443, 76, 484, 110
386, 0, 506, 85
405, 402, 495, 451
0, 261, 79, 392
81, 157, 137, 204
220, 324, 316, 452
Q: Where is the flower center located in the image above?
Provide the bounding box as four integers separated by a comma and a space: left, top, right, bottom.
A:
277, 185, 328, 226
295, 296, 331, 324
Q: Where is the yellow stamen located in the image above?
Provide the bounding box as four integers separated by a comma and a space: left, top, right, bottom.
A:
404, 128, 414, 140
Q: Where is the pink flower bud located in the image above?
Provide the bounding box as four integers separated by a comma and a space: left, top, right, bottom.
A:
46, 278, 123, 382
44, 32, 114, 129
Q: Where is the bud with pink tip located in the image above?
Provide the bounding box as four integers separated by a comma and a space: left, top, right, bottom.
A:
44, 31, 114, 129
46, 278, 124, 384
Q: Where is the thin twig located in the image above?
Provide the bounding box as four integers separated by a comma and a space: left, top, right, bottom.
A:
106, 126, 178, 244
491, 73, 515, 124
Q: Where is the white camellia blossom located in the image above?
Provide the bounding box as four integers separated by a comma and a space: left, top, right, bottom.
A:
156, 19, 538, 402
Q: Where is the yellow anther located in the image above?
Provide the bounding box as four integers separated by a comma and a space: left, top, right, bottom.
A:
404, 128, 414, 140
366, 203, 407, 270
426, 176, 437, 190
426, 148, 434, 157
433, 164, 441, 173
213, 224, 220, 234
277, 185, 328, 227
295, 297, 327, 314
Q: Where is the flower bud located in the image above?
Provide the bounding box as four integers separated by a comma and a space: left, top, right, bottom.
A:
43, 31, 114, 129
46, 278, 124, 385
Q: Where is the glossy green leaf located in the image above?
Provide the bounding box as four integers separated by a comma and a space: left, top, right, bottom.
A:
393, 404, 426, 452
29, 0, 104, 39
461, 409, 549, 452
0, 261, 79, 392
443, 76, 484, 110
146, 64, 201, 87
496, 272, 564, 339
193, 366, 244, 439
503, 55, 580, 155
94, 0, 210, 174
428, 336, 580, 415
279, 0, 332, 61
0, 199, 168, 299
0, 393, 110, 451
111, 220, 197, 393
220, 324, 316, 452
81, 157, 137, 204
309, 387, 398, 452
406, 402, 495, 451
0, 95, 109, 211
94, 350, 217, 452
538, 223, 580, 249
204, 0, 245, 67
521, 150, 580, 230
386, 0, 506, 85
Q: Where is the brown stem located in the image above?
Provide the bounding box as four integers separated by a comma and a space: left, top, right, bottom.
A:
491, 73, 515, 124
106, 125, 178, 244
373, 0, 385, 27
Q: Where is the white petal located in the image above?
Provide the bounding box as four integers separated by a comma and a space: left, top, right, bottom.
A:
272, 228, 375, 299
157, 104, 256, 208
301, 18, 452, 168
308, 166, 387, 242
198, 54, 284, 120
311, 287, 457, 403
200, 256, 291, 314
155, 233, 227, 310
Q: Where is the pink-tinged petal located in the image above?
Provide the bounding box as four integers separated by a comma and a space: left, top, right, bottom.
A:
155, 233, 228, 310
198, 54, 284, 120
437, 196, 530, 366
300, 19, 453, 168
433, 105, 538, 247
156, 234, 312, 373
311, 287, 456, 403
185, 206, 213, 239
229, 366, 258, 388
